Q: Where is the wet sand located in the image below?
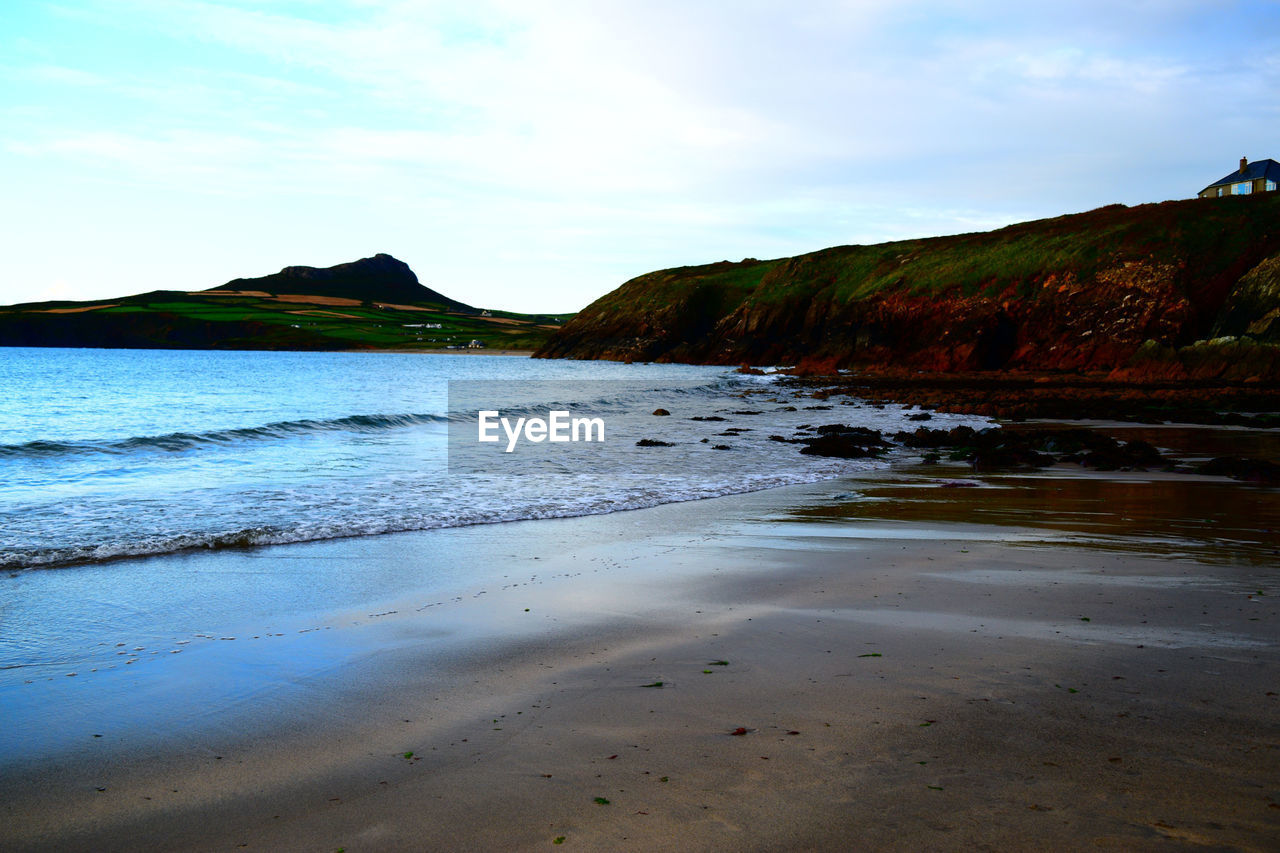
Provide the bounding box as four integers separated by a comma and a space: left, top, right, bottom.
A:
2, 447, 1278, 850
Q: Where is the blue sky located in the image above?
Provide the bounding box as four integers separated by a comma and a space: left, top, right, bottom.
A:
2, 1, 1277, 312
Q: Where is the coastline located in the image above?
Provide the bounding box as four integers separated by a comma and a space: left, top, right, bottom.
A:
783, 370, 1280, 427
354, 348, 536, 356
3, 436, 1278, 851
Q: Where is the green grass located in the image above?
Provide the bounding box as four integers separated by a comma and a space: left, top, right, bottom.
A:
2, 290, 566, 351
596, 194, 1280, 320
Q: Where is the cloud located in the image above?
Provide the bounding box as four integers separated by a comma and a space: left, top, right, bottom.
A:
2, 1, 1278, 310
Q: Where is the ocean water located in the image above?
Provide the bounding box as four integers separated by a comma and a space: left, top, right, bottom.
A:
0, 348, 990, 572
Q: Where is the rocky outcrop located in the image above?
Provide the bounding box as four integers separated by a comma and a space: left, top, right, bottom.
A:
796, 372, 1280, 425
537, 194, 1280, 377
216, 253, 477, 312
779, 421, 1278, 482
1212, 252, 1280, 343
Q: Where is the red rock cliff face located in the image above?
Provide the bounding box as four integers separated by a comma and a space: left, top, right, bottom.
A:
537, 195, 1280, 376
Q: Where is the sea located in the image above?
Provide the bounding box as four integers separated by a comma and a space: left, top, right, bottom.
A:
0, 348, 992, 574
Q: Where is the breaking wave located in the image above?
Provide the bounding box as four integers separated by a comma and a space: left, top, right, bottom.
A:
0, 412, 449, 458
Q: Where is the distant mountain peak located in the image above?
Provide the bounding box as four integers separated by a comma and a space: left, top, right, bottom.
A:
215, 253, 476, 312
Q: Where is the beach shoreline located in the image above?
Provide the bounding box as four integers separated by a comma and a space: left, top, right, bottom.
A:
3, 441, 1277, 851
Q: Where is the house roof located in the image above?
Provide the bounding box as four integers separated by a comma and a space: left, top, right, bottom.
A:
1201, 158, 1280, 192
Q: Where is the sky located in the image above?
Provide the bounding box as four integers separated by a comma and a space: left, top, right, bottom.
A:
2, 1, 1277, 313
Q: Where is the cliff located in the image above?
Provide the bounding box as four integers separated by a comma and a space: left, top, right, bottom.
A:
536, 194, 1280, 378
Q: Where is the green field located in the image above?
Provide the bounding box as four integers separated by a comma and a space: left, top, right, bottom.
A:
0, 289, 570, 351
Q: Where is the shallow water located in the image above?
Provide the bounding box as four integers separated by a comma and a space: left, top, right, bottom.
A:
0, 348, 991, 571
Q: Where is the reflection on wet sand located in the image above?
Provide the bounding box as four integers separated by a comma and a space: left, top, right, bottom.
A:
786, 465, 1279, 566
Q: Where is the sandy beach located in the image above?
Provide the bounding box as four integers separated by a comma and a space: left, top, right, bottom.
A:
3, 427, 1278, 851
